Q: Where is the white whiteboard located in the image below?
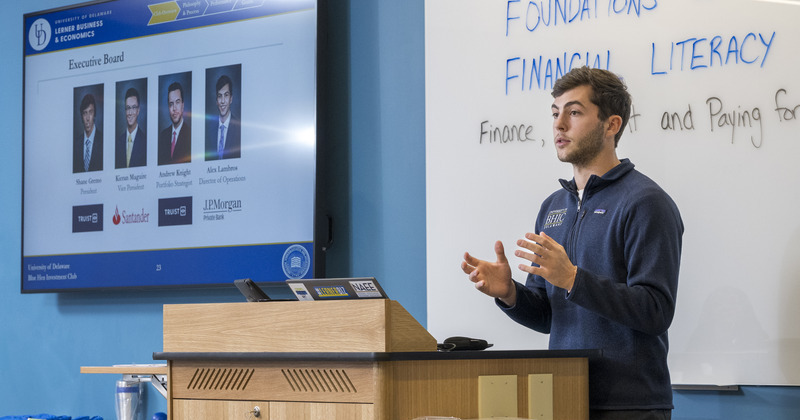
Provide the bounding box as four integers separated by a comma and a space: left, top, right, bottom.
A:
425, 0, 800, 386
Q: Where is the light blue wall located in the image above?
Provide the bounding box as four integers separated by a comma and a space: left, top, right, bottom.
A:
1, 0, 797, 419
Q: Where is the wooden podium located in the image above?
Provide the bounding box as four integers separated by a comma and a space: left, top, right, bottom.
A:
155, 300, 593, 420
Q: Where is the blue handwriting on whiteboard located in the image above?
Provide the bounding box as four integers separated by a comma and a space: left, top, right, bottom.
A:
651, 32, 776, 74
506, 0, 657, 36
608, 0, 657, 16
506, 51, 610, 93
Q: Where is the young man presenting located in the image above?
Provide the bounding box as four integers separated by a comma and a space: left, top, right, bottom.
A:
462, 67, 683, 420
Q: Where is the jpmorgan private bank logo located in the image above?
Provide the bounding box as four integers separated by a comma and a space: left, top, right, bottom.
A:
202, 197, 242, 221
29, 18, 52, 51
282, 244, 311, 279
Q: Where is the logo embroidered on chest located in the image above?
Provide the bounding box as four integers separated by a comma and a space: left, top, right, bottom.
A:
543, 208, 568, 229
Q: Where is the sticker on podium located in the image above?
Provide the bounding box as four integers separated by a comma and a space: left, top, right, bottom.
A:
286, 277, 389, 300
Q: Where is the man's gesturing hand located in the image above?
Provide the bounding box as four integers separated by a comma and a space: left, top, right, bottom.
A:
461, 240, 517, 306
515, 232, 577, 292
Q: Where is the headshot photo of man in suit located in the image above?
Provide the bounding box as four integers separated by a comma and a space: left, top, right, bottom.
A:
158, 79, 191, 165
116, 87, 147, 168
206, 71, 241, 161
73, 91, 103, 173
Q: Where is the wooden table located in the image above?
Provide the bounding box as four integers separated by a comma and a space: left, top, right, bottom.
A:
80, 364, 168, 398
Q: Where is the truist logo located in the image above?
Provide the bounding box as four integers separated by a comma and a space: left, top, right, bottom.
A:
163, 206, 186, 216
72, 204, 103, 233
158, 196, 192, 226
112, 206, 150, 225
77, 214, 98, 223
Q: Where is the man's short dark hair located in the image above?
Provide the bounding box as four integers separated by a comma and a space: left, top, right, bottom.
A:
552, 67, 631, 146
125, 87, 140, 104
167, 82, 184, 101
216, 75, 233, 97
80, 93, 96, 114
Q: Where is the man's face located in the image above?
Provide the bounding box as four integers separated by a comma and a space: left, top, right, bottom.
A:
216, 83, 232, 120
81, 103, 95, 136
168, 89, 184, 127
125, 96, 139, 130
551, 85, 608, 167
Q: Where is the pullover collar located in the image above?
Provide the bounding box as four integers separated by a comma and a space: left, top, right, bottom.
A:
558, 158, 635, 198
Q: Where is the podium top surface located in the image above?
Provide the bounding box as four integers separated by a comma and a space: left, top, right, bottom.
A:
153, 349, 601, 362
80, 364, 168, 375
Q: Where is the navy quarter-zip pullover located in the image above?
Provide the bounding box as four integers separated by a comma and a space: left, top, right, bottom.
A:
499, 159, 684, 410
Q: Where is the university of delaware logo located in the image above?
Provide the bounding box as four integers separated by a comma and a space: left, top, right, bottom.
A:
29, 18, 52, 51
282, 244, 311, 279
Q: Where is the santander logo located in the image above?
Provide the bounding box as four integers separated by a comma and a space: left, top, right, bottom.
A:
113, 206, 122, 225
112, 205, 150, 225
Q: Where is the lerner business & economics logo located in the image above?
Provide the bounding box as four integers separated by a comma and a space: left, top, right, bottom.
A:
282, 244, 310, 279
29, 18, 52, 52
